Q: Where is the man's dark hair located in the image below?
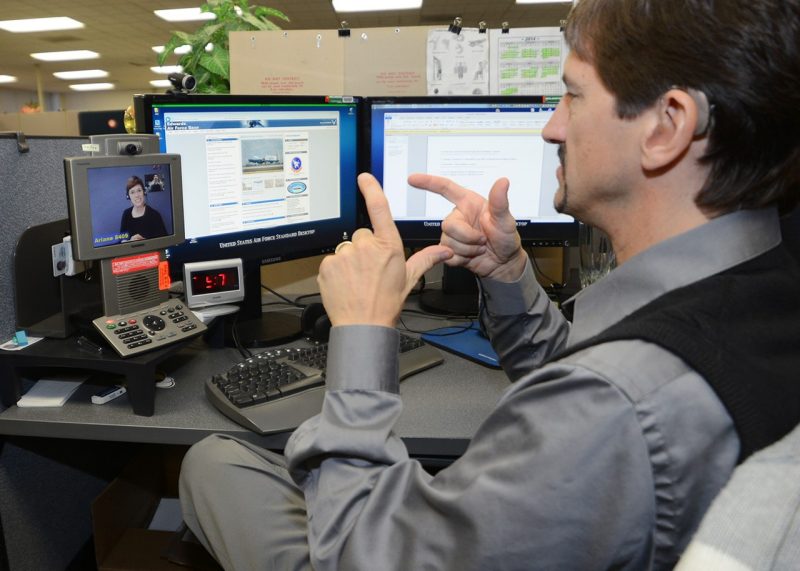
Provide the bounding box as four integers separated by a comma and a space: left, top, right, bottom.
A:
565, 0, 800, 215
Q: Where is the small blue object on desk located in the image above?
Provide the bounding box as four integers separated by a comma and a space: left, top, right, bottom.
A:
421, 325, 501, 369
14, 330, 28, 346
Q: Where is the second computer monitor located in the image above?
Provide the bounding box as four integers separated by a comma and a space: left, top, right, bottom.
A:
366, 96, 576, 247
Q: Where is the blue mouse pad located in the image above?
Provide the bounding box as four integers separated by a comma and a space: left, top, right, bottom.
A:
421, 326, 502, 369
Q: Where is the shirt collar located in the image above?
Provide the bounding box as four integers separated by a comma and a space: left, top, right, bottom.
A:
566, 207, 781, 345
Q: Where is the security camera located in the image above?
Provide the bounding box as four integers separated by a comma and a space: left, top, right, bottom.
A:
168, 72, 197, 93
117, 141, 143, 155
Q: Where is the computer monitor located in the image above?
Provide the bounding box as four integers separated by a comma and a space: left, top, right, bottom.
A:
365, 95, 576, 314
64, 153, 184, 262
134, 94, 361, 345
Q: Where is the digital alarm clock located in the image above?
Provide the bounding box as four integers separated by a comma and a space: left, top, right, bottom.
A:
183, 258, 245, 308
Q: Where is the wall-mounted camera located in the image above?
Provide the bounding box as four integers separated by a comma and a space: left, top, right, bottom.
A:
167, 72, 197, 94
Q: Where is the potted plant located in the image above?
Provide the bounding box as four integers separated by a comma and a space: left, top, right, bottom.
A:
158, 0, 289, 93
20, 100, 41, 114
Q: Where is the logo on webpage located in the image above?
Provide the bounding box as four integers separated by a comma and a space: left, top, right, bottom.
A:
287, 182, 307, 194
290, 156, 303, 173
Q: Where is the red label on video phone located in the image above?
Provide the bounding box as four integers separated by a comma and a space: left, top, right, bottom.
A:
111, 252, 161, 275
158, 261, 171, 290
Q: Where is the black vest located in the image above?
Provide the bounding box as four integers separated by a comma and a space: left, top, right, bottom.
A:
554, 245, 800, 462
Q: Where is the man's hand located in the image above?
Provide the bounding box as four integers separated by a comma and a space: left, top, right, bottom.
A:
408, 174, 527, 282
318, 173, 452, 327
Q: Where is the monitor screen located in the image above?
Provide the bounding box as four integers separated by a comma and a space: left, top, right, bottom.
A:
134, 94, 361, 345
365, 96, 577, 246
64, 153, 184, 261
134, 94, 360, 270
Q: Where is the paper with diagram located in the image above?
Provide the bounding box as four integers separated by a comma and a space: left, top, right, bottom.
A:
427, 28, 490, 95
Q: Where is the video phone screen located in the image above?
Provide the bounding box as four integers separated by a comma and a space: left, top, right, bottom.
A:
87, 163, 176, 249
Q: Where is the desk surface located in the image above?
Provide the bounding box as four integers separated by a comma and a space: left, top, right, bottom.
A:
0, 317, 510, 457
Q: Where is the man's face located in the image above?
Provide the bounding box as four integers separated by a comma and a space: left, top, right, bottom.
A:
542, 52, 642, 224
129, 185, 145, 206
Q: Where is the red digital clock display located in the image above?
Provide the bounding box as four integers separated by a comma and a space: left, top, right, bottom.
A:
190, 267, 240, 295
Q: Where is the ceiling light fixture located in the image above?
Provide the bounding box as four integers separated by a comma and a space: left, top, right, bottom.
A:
154, 8, 216, 22
53, 69, 109, 80
150, 65, 184, 74
0, 75, 18, 83
515, 0, 572, 4
149, 79, 173, 88
332, 0, 422, 12
69, 83, 114, 91
152, 45, 192, 55
0, 17, 83, 33
31, 50, 99, 62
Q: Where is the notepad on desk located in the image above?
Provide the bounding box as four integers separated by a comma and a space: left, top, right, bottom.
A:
16, 375, 88, 407
421, 326, 502, 369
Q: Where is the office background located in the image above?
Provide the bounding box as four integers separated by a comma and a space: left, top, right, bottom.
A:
0, 4, 575, 569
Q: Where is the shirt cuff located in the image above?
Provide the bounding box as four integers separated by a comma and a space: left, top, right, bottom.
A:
479, 259, 542, 315
325, 325, 400, 393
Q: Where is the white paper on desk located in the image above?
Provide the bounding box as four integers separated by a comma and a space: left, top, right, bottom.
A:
16, 376, 88, 407
0, 335, 44, 351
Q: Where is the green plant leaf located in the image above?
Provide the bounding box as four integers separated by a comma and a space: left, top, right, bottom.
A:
198, 48, 230, 79
239, 11, 278, 31
253, 6, 290, 22
156, 0, 285, 93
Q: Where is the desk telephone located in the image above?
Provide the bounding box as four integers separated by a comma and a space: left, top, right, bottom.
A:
91, 300, 206, 358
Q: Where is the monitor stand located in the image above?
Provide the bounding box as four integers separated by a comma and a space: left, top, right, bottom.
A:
224, 261, 303, 348
419, 266, 479, 316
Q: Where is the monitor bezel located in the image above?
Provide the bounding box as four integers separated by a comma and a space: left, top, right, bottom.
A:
362, 95, 578, 247
64, 153, 185, 261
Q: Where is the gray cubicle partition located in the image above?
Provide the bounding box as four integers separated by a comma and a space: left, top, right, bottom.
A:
0, 132, 130, 571
0, 133, 88, 344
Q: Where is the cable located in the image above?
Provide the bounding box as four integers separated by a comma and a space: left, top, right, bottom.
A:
397, 312, 476, 335
260, 284, 304, 307
528, 248, 565, 288
229, 313, 252, 359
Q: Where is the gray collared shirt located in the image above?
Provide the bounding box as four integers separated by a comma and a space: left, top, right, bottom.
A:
286, 208, 781, 571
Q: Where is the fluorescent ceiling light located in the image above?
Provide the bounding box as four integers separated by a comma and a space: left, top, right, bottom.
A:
516, 0, 572, 3
154, 8, 216, 22
69, 82, 114, 91
31, 50, 99, 62
150, 65, 183, 74
53, 69, 108, 80
150, 79, 173, 88
0, 75, 18, 83
152, 45, 192, 55
332, 0, 422, 12
0, 17, 84, 33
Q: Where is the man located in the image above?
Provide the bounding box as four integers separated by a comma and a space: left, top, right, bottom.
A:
180, 0, 800, 569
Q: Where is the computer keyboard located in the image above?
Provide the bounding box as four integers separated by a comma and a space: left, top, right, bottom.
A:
205, 333, 444, 434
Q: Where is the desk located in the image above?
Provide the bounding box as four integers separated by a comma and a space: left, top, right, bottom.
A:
0, 311, 510, 570
0, 332, 509, 456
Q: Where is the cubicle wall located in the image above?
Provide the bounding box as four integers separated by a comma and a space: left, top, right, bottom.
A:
0, 133, 142, 571
0, 133, 87, 343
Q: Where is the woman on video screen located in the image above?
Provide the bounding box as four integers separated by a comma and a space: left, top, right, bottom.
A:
120, 175, 167, 241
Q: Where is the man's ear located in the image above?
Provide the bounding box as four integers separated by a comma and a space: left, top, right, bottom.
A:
641, 88, 702, 171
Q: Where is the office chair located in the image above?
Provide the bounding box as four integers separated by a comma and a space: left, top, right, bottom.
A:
675, 422, 800, 570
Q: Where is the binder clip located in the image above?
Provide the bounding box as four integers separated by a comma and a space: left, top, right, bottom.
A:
338, 21, 350, 37
478, 21, 487, 34
449, 17, 463, 35
501, 21, 510, 34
